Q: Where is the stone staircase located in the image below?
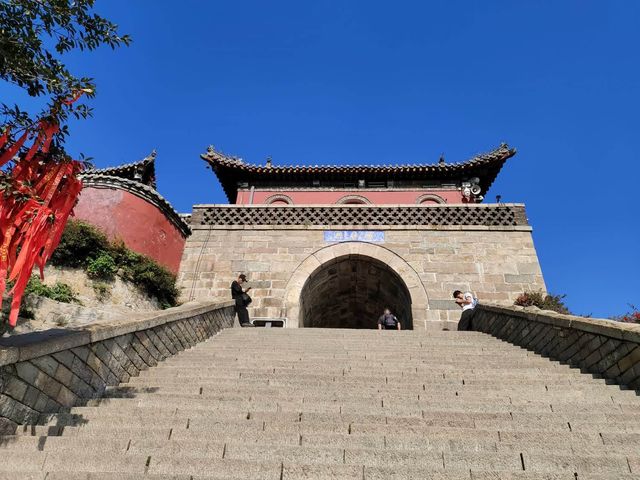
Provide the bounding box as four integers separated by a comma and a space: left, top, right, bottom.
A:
1, 328, 640, 479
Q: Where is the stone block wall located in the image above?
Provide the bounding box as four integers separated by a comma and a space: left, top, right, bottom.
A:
179, 204, 546, 330
0, 301, 235, 433
472, 304, 640, 391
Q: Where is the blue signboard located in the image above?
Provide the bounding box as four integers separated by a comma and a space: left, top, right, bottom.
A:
324, 230, 385, 243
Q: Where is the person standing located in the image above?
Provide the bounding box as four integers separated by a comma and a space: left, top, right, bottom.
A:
378, 307, 401, 330
453, 289, 477, 331
231, 274, 254, 327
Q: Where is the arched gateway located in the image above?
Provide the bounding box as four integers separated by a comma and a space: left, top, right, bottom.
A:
283, 242, 428, 329
178, 143, 547, 330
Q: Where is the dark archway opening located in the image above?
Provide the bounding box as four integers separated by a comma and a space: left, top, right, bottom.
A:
299, 254, 413, 329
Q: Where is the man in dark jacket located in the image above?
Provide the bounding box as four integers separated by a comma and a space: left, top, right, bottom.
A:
378, 307, 401, 330
231, 274, 253, 327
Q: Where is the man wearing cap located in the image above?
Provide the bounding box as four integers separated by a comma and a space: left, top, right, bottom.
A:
231, 274, 254, 327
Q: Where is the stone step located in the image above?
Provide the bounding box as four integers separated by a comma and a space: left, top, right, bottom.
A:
87, 393, 632, 414
134, 366, 600, 381
156, 362, 592, 383
40, 411, 640, 437
3, 327, 639, 477
11, 423, 640, 455
0, 448, 635, 477
3, 469, 637, 480
65, 403, 640, 430
126, 376, 601, 389
117, 381, 636, 401
8, 433, 638, 457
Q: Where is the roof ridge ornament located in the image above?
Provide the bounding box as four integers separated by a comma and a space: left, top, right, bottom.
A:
82, 150, 158, 189
205, 145, 245, 165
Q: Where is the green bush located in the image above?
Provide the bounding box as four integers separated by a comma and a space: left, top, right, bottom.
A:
126, 258, 179, 308
50, 220, 179, 308
514, 291, 570, 315
86, 251, 117, 280
50, 221, 110, 268
1, 278, 70, 331
24, 276, 80, 304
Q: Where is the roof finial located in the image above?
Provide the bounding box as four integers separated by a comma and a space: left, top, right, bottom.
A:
149, 149, 157, 159
438, 154, 445, 166
207, 145, 215, 155
266, 156, 272, 168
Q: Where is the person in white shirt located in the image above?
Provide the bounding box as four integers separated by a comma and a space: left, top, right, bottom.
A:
453, 289, 477, 330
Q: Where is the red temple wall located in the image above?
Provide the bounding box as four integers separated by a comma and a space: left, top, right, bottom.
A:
236, 189, 464, 205
73, 187, 186, 274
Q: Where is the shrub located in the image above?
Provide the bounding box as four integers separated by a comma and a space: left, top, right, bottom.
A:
50, 221, 110, 268
514, 291, 571, 314
102, 239, 178, 307
48, 220, 179, 308
86, 251, 117, 280
3, 279, 78, 331
109, 240, 139, 269
24, 276, 80, 304
126, 258, 179, 308
610, 305, 640, 324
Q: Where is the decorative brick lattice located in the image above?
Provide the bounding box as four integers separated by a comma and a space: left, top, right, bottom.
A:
196, 205, 528, 226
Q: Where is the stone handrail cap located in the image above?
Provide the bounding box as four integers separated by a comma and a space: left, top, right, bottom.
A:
477, 304, 640, 343
0, 300, 234, 367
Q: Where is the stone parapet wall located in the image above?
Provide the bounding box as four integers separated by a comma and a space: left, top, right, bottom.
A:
0, 301, 235, 433
179, 205, 545, 330
192, 203, 529, 227
472, 304, 640, 391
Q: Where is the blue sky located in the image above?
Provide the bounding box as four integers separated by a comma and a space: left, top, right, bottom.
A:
2, 1, 638, 317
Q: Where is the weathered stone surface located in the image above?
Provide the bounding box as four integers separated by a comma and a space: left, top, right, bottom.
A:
3, 327, 640, 477
178, 224, 546, 329
0, 302, 234, 427
0, 393, 40, 424
472, 305, 640, 392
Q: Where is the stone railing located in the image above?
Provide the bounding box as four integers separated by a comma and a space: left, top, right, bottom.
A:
0, 301, 235, 433
472, 305, 640, 391
192, 203, 530, 228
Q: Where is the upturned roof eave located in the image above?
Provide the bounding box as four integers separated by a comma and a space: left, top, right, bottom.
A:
85, 150, 158, 189
201, 144, 516, 202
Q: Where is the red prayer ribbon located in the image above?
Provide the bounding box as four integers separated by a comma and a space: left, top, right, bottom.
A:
0, 95, 85, 328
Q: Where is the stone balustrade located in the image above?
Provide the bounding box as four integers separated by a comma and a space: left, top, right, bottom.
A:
472, 304, 640, 391
0, 301, 235, 433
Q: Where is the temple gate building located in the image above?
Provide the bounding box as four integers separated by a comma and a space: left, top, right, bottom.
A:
177, 143, 546, 330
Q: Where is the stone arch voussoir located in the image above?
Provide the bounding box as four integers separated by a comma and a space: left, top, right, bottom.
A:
264, 194, 294, 205
416, 193, 446, 204
284, 242, 429, 329
335, 194, 372, 205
